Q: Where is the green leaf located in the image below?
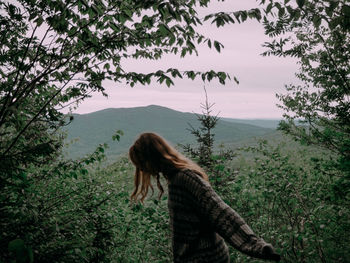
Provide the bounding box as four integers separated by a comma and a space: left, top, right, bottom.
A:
104, 63, 110, 70
204, 14, 212, 21
165, 78, 173, 87
207, 39, 212, 49
181, 48, 187, 57
117, 14, 127, 23
34, 16, 44, 26
112, 130, 124, 141
278, 6, 285, 16
240, 11, 248, 22
214, 41, 221, 53
296, 0, 305, 8
109, 22, 119, 32
214, 16, 225, 27
313, 15, 322, 28
266, 3, 273, 14
158, 24, 173, 36
218, 72, 227, 84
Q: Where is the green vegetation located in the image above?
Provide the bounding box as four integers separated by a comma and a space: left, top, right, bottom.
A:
1, 0, 349, 262
219, 140, 349, 262
247, 1, 350, 261
0, 1, 260, 261
262, 0, 350, 193
179, 91, 349, 262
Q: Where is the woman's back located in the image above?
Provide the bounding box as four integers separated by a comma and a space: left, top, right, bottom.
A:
168, 169, 272, 263
168, 169, 230, 263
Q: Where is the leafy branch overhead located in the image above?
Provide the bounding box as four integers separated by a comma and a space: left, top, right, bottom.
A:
0, 5, 265, 260
0, 0, 261, 165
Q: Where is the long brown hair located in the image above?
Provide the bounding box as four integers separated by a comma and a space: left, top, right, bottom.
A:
129, 132, 208, 202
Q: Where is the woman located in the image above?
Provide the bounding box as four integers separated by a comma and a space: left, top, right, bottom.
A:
129, 132, 280, 263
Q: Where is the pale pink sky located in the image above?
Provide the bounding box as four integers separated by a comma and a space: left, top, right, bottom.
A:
71, 0, 299, 119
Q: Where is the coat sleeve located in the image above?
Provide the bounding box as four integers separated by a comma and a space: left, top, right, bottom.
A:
178, 170, 278, 260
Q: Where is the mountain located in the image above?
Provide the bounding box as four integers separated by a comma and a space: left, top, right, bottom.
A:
222, 118, 281, 129
63, 105, 274, 159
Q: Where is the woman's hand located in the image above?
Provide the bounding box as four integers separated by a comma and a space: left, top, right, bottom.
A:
262, 244, 281, 262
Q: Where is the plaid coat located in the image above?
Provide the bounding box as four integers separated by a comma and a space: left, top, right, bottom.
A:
168, 169, 274, 263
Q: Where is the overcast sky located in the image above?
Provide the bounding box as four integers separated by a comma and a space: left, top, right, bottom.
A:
72, 0, 299, 119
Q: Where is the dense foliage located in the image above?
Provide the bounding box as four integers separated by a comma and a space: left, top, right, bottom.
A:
228, 141, 349, 262
0, 0, 263, 261
261, 0, 350, 195
1, 0, 349, 262
258, 2, 350, 261
181, 98, 349, 262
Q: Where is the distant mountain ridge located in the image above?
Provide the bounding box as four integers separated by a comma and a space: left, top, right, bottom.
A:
63, 105, 275, 159
222, 118, 281, 129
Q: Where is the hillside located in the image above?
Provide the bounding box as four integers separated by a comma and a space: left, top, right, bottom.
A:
222, 118, 281, 129
63, 105, 274, 159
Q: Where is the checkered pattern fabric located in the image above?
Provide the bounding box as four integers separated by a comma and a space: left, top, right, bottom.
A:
167, 169, 273, 263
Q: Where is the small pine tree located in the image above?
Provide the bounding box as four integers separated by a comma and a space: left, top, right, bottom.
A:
181, 88, 235, 187
183, 88, 218, 169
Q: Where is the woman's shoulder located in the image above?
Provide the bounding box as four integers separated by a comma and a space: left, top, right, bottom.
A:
171, 168, 209, 188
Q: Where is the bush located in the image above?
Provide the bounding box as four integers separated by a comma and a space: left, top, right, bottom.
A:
220, 141, 350, 263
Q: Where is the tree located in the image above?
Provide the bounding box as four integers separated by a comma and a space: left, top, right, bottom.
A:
182, 88, 218, 168
181, 88, 235, 188
0, 1, 263, 261
0, 0, 265, 178
260, 0, 350, 196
